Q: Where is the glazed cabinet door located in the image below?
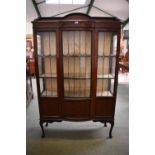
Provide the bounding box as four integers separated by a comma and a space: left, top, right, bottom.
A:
36, 32, 58, 97
62, 31, 91, 98
96, 32, 117, 97
95, 31, 118, 117
62, 30, 92, 119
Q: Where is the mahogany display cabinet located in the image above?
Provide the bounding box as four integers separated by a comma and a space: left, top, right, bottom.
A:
32, 13, 121, 138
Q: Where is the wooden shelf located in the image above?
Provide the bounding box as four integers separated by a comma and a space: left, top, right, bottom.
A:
64, 90, 90, 98
41, 90, 57, 97
63, 54, 91, 57
39, 74, 57, 78
98, 54, 116, 57
38, 54, 56, 57
64, 73, 91, 79
96, 91, 113, 97
97, 74, 115, 79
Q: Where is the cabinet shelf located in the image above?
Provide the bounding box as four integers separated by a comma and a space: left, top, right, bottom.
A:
41, 90, 57, 97
38, 54, 56, 57
64, 73, 91, 79
97, 74, 115, 79
63, 54, 91, 57
64, 90, 90, 98
64, 77, 91, 79
96, 91, 113, 97
39, 74, 57, 78
98, 54, 116, 57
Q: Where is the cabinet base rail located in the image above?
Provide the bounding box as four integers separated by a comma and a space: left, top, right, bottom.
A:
39, 119, 114, 139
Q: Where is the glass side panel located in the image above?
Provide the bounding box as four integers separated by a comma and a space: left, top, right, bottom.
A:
112, 35, 117, 55
110, 79, 115, 95
111, 57, 116, 77
37, 32, 58, 97
97, 32, 117, 97
62, 31, 91, 97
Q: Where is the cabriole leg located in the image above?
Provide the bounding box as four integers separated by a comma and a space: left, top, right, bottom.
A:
45, 122, 48, 127
39, 120, 45, 138
109, 121, 114, 138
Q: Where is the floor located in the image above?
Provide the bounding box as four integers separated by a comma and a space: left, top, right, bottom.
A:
26, 73, 129, 155
118, 72, 129, 84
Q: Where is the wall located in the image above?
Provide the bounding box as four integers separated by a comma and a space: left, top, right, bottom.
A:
26, 22, 33, 34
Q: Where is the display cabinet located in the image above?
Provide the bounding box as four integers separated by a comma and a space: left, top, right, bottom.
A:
32, 13, 121, 138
